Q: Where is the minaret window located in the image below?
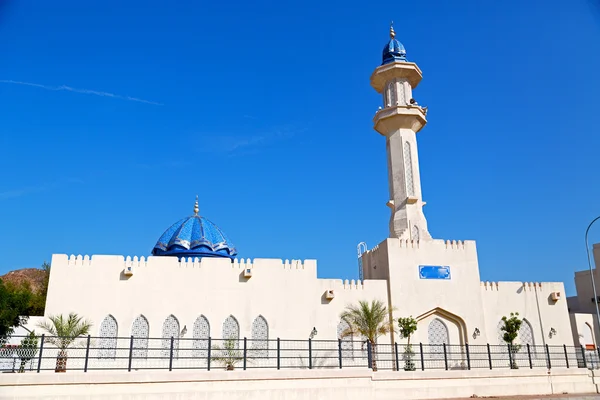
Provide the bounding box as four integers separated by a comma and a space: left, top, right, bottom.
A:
386, 81, 397, 107
412, 225, 420, 242
397, 79, 407, 105
404, 142, 415, 196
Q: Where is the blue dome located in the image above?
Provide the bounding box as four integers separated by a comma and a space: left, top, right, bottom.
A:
152, 200, 237, 259
382, 25, 407, 65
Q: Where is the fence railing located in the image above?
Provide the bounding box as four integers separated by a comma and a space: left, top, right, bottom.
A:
2, 335, 600, 373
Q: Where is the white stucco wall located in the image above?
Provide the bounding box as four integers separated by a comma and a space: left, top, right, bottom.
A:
362, 237, 573, 347
44, 254, 388, 342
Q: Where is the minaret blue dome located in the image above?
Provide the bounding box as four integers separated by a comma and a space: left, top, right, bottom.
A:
152, 198, 237, 259
382, 24, 407, 65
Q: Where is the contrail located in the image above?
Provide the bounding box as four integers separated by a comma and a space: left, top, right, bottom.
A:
0, 79, 163, 105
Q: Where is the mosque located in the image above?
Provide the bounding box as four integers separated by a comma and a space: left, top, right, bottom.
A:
28, 26, 596, 364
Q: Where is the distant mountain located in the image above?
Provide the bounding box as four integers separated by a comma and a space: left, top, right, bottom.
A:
0, 268, 47, 294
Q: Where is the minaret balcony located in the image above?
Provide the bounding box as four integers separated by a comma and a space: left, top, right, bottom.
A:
373, 105, 427, 135
370, 62, 423, 93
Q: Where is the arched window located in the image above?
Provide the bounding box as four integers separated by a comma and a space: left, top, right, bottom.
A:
98, 315, 118, 359
161, 315, 180, 358
223, 315, 240, 348
131, 315, 149, 359
404, 142, 415, 197
251, 316, 269, 357
386, 81, 397, 107
412, 225, 420, 242
193, 315, 210, 358
337, 319, 354, 360
428, 318, 449, 359
519, 319, 534, 347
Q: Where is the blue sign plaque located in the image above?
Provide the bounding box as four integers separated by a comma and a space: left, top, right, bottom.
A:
419, 265, 451, 280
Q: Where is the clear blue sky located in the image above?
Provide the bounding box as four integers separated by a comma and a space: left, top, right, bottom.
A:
1, 1, 599, 295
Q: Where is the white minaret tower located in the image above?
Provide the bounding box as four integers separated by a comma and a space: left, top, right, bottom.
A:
370, 24, 431, 241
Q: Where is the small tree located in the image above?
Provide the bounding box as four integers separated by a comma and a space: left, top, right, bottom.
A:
211, 339, 246, 370
501, 312, 522, 369
340, 300, 394, 371
16, 331, 38, 373
37, 313, 92, 372
398, 316, 418, 371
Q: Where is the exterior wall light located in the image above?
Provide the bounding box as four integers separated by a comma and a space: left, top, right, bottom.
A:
549, 327, 557, 338
472, 328, 480, 339
310, 327, 318, 339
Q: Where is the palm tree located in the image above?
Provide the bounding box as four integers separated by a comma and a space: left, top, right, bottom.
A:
37, 313, 92, 372
340, 300, 394, 371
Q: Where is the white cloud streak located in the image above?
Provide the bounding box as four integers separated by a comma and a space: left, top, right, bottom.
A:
0, 80, 163, 106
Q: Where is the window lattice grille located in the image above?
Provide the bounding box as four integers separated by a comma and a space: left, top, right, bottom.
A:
98, 315, 118, 359
337, 319, 354, 360
161, 315, 180, 358
519, 319, 534, 347
404, 142, 415, 197
222, 315, 240, 349
428, 318, 449, 359
131, 315, 149, 359
386, 81, 397, 107
193, 315, 210, 358
251, 316, 269, 357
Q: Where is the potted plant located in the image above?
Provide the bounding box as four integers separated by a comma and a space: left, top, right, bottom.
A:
340, 300, 395, 371
211, 338, 246, 370
37, 313, 92, 372
500, 312, 522, 369
398, 316, 418, 371
15, 331, 38, 373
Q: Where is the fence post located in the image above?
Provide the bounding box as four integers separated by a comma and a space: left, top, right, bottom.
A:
308, 338, 313, 370
127, 335, 134, 372
527, 344, 532, 369
443, 343, 448, 370
169, 336, 174, 372
36, 334, 45, 373
207, 337, 211, 371
84, 335, 91, 372
277, 338, 281, 369
581, 346, 588, 369
367, 340, 373, 370
546, 344, 551, 369
508, 344, 513, 369
419, 342, 424, 371
564, 344, 569, 368
338, 339, 343, 369
394, 342, 400, 371
243, 337, 247, 371
277, 338, 281, 370
487, 344, 492, 369
465, 343, 471, 370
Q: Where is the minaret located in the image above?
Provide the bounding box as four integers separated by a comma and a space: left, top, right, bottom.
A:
370, 24, 431, 241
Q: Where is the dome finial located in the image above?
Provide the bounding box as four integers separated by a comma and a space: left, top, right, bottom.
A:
193, 195, 199, 216
390, 21, 395, 39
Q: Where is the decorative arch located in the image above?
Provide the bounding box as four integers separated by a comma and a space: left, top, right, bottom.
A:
337, 318, 354, 360
98, 315, 118, 359
161, 314, 180, 358
415, 307, 468, 345
403, 142, 415, 197
193, 315, 210, 358
131, 315, 149, 359
251, 315, 269, 357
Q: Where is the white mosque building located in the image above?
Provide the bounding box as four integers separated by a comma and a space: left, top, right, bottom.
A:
24, 26, 588, 362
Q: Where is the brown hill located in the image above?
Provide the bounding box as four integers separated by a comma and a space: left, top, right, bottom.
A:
0, 268, 47, 294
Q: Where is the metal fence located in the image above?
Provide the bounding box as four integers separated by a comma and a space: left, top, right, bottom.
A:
2, 335, 600, 373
